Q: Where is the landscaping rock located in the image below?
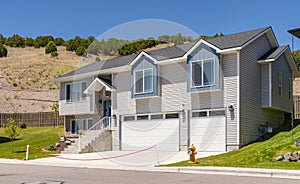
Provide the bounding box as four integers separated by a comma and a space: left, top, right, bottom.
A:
65, 140, 71, 145
275, 155, 284, 161
289, 156, 298, 162
55, 142, 60, 147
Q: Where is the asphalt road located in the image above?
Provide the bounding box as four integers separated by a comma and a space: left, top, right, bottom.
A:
0, 164, 299, 184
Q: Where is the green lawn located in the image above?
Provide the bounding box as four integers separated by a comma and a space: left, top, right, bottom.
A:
0, 126, 64, 160
166, 120, 300, 170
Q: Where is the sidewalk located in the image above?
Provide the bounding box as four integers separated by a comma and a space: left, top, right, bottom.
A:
1, 151, 300, 180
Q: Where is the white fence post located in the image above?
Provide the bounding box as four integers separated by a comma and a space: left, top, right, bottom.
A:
25, 145, 29, 160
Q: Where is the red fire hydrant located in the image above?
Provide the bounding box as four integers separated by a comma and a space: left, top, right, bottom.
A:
188, 144, 197, 164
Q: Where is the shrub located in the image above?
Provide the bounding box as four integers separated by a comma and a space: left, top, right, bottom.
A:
95, 57, 101, 61
51, 51, 58, 57
0, 44, 8, 57
54, 38, 65, 46
34, 36, 54, 48
20, 121, 27, 129
0, 34, 6, 44
75, 45, 86, 56
48, 145, 57, 151
25, 37, 34, 47
45, 41, 57, 54
5, 34, 25, 47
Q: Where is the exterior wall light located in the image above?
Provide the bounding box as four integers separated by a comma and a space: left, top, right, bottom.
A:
228, 105, 234, 111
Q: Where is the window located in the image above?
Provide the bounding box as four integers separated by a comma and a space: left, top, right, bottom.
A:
124, 116, 135, 121
166, 113, 179, 119
191, 59, 215, 87
192, 111, 207, 117
134, 68, 153, 94
137, 115, 149, 120
289, 78, 292, 99
66, 82, 86, 102
278, 72, 282, 96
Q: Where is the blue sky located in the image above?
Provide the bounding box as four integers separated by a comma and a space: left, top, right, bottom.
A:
1, 0, 300, 49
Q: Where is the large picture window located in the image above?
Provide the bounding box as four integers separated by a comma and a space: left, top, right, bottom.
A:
191, 59, 215, 87
134, 68, 153, 94
66, 82, 86, 102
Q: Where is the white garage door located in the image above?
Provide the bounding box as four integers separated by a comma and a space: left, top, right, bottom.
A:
122, 119, 179, 151
190, 115, 226, 152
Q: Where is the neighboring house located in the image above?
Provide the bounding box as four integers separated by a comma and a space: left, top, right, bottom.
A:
288, 27, 300, 119
54, 26, 298, 153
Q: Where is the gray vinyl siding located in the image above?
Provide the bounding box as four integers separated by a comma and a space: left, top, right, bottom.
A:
271, 54, 293, 112
59, 78, 95, 116
222, 53, 238, 145
191, 91, 223, 110
112, 71, 136, 116
240, 34, 286, 144
261, 64, 270, 107
160, 62, 191, 111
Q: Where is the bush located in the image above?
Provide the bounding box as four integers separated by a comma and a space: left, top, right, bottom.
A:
34, 36, 54, 48
0, 44, 8, 57
54, 38, 65, 46
25, 37, 34, 47
51, 51, 58, 57
48, 145, 57, 151
20, 121, 27, 129
5, 34, 25, 47
75, 45, 86, 56
45, 41, 57, 54
0, 34, 6, 45
95, 57, 101, 61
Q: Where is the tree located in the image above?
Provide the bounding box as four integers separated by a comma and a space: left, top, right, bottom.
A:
4, 118, 20, 152
293, 50, 300, 71
5, 34, 25, 47
50, 102, 59, 128
34, 36, 54, 48
45, 41, 57, 54
54, 37, 65, 46
0, 34, 6, 45
76, 45, 86, 56
25, 37, 34, 47
0, 44, 8, 57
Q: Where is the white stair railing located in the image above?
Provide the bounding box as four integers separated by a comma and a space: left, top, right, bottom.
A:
78, 116, 111, 152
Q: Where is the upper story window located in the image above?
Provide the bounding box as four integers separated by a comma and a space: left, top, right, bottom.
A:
66, 82, 86, 102
191, 58, 215, 88
134, 68, 153, 94
278, 72, 282, 96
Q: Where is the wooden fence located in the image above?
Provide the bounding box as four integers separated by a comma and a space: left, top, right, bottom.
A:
294, 96, 300, 119
0, 112, 64, 128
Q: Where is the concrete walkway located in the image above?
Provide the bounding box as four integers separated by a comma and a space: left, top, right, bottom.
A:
1, 151, 300, 180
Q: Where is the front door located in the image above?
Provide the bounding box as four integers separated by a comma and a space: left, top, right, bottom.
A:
103, 100, 111, 117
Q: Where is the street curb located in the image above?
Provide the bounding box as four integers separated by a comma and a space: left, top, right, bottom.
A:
154, 166, 300, 180
1, 159, 300, 180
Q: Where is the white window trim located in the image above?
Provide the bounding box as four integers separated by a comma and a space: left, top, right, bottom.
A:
190, 58, 215, 88
65, 81, 87, 103
134, 68, 154, 95
278, 72, 282, 96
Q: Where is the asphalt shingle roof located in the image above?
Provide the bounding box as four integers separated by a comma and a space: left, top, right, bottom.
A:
55, 27, 271, 81
258, 46, 288, 61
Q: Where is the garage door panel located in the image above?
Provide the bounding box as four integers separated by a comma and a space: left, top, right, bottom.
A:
191, 116, 226, 152
122, 119, 179, 151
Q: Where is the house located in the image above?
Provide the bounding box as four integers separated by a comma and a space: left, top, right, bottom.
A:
53, 26, 299, 153
288, 27, 300, 119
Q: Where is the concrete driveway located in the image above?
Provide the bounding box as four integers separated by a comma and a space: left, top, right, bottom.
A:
0, 150, 223, 169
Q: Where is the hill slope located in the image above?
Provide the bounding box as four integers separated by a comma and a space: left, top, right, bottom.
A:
0, 46, 104, 113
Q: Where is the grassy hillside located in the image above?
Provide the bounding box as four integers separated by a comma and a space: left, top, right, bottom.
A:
0, 46, 113, 113
0, 127, 64, 160
167, 120, 300, 170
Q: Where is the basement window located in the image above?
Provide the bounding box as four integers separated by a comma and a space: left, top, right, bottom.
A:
165, 113, 179, 119
124, 116, 135, 121
151, 114, 163, 120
